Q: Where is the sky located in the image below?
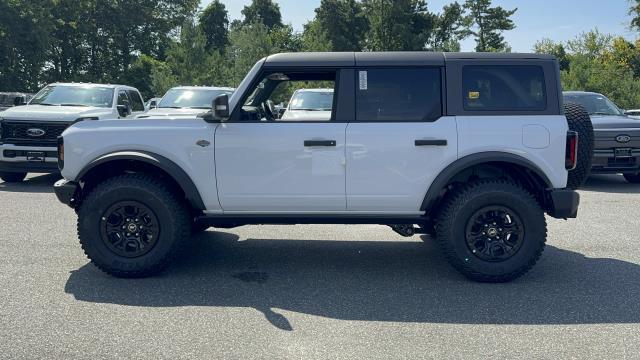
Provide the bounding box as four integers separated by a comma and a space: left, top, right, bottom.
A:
201, 0, 638, 52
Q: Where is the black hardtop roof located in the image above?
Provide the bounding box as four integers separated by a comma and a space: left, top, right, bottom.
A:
264, 52, 556, 67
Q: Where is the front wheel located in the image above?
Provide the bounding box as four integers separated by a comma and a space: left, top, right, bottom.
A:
435, 180, 547, 282
624, 173, 640, 184
77, 174, 191, 277
0, 172, 27, 183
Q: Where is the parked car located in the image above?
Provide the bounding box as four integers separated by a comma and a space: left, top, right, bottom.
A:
0, 83, 145, 183
563, 91, 640, 183
280, 88, 334, 121
136, 86, 234, 119
55, 52, 586, 282
0, 92, 33, 111
145, 97, 162, 111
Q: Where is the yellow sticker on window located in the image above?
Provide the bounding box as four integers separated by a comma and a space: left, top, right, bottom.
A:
468, 91, 480, 100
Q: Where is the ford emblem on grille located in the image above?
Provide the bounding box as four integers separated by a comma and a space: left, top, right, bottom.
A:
26, 128, 46, 137
615, 134, 631, 143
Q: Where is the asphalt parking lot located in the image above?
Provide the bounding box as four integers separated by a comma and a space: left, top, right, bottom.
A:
1, 174, 639, 359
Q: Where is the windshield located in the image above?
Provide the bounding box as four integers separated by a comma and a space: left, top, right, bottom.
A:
289, 91, 334, 111
563, 93, 624, 116
29, 85, 114, 107
158, 89, 233, 109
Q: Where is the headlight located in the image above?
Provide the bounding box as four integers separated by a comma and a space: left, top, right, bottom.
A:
74, 116, 99, 123
57, 136, 64, 170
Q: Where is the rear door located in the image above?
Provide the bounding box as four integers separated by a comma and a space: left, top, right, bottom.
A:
345, 67, 458, 212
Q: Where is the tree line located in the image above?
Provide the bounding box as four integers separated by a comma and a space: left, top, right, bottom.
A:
0, 0, 517, 98
2, 0, 640, 109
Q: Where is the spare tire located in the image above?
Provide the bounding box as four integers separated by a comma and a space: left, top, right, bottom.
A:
564, 102, 594, 189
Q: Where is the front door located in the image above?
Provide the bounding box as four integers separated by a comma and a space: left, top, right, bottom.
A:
215, 69, 347, 212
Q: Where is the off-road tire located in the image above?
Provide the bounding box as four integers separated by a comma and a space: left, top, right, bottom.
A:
0, 172, 27, 183
435, 179, 547, 282
624, 173, 640, 184
564, 102, 594, 189
77, 173, 191, 278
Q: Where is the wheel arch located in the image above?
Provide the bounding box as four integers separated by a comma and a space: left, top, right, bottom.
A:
421, 152, 554, 215
74, 151, 206, 211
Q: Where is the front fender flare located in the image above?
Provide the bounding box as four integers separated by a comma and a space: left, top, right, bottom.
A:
75, 151, 206, 210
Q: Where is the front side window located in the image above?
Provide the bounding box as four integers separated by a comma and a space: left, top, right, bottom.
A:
159, 88, 234, 109
127, 90, 145, 111
117, 91, 129, 106
30, 85, 114, 108
240, 71, 337, 122
463, 65, 546, 111
356, 68, 442, 122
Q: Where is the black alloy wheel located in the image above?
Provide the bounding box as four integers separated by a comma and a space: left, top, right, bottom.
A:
100, 201, 161, 258
465, 206, 525, 262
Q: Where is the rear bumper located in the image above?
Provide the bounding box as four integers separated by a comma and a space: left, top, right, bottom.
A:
547, 189, 580, 219
53, 179, 79, 207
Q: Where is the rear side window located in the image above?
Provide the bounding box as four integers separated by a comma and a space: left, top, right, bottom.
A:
127, 90, 145, 111
356, 68, 442, 122
463, 65, 546, 111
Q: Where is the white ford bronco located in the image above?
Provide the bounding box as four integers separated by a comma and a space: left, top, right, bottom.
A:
0, 83, 145, 182
54, 52, 589, 282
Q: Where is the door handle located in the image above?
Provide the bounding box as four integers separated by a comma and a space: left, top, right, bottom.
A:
304, 140, 337, 147
415, 139, 448, 146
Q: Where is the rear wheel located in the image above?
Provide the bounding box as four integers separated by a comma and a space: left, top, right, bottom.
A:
564, 102, 594, 189
77, 173, 191, 277
624, 173, 640, 184
435, 180, 547, 282
0, 172, 27, 183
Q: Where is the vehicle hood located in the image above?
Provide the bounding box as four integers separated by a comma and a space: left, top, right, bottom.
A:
0, 105, 113, 121
280, 110, 332, 121
590, 114, 640, 130
136, 108, 207, 119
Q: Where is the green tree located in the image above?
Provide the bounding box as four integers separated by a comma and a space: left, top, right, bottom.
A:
0, 1, 54, 91
427, 2, 468, 51
199, 0, 229, 52
463, 0, 516, 52
362, 0, 435, 51
165, 19, 230, 87
228, 23, 280, 85
314, 0, 369, 51
533, 38, 570, 71
300, 20, 333, 52
241, 0, 283, 30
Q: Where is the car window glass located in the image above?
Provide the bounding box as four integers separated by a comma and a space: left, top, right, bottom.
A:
356, 68, 442, 122
241, 71, 336, 122
127, 90, 144, 111
463, 65, 546, 111
117, 91, 129, 106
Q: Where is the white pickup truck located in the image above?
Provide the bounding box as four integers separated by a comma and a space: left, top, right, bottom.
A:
54, 52, 591, 282
0, 83, 145, 182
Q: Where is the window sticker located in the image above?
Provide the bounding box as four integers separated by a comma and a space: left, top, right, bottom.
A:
468, 91, 480, 100
359, 71, 368, 90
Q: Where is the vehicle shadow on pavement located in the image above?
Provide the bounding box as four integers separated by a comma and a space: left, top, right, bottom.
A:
0, 173, 59, 193
581, 174, 640, 194
64, 231, 640, 331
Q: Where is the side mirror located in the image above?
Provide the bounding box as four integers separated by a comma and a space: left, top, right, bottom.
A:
149, 101, 157, 109
203, 94, 230, 123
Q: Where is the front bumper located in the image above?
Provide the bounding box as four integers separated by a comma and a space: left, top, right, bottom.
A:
0, 143, 59, 174
591, 149, 640, 174
53, 179, 79, 207
547, 189, 580, 219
